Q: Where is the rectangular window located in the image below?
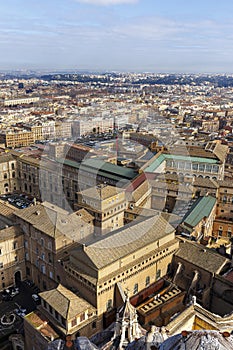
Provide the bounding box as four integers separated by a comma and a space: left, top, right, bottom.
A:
71, 318, 77, 327
156, 269, 161, 280
192, 163, 198, 171
106, 299, 112, 311
61, 317, 66, 326
80, 313, 85, 322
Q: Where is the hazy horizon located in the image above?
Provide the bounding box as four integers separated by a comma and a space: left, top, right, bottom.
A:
1, 0, 233, 73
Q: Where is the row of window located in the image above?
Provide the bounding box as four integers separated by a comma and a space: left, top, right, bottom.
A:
66, 267, 94, 290
99, 249, 169, 290
166, 161, 219, 173
221, 196, 233, 204
30, 237, 53, 250
1, 163, 15, 171
42, 299, 66, 327
105, 272, 161, 311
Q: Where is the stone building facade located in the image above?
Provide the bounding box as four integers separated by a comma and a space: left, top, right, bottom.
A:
56, 214, 179, 330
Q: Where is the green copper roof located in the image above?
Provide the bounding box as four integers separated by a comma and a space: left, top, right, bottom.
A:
57, 158, 137, 181
144, 154, 166, 172
145, 154, 219, 172
182, 196, 216, 228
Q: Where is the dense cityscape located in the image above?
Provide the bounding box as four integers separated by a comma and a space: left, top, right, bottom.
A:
0, 71, 232, 349
1, 0, 233, 348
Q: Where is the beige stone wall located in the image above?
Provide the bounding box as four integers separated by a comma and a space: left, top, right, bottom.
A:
0, 228, 26, 290
211, 275, 233, 316
96, 238, 179, 315
216, 185, 233, 219
0, 158, 19, 194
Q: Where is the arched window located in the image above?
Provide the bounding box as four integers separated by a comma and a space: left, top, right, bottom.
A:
133, 283, 138, 294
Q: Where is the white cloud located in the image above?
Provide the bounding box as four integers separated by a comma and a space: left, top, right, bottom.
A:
74, 0, 138, 5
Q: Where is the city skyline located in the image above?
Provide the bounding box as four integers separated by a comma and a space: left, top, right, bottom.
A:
1, 0, 233, 73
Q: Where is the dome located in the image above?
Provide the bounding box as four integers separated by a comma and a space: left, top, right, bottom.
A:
159, 330, 233, 350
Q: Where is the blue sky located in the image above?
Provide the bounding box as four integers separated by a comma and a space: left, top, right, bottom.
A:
1, 0, 233, 72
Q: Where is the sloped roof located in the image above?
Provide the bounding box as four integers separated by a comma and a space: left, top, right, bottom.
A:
57, 157, 137, 181
80, 184, 124, 201
71, 215, 175, 269
0, 225, 22, 242
0, 153, 15, 163
212, 142, 228, 163
175, 239, 230, 274
181, 196, 216, 228
15, 201, 92, 241
0, 199, 17, 221
39, 284, 95, 320
193, 177, 219, 189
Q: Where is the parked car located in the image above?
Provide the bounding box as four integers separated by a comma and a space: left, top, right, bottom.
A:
10, 287, 19, 297
24, 279, 34, 287
32, 294, 40, 302
15, 308, 27, 317
2, 293, 12, 301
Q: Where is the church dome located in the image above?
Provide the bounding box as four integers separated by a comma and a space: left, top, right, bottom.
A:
159, 330, 233, 350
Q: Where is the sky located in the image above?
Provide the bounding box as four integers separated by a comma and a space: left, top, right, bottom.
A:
1, 0, 233, 73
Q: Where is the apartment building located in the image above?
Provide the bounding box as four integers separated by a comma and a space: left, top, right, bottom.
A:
0, 130, 35, 148
15, 201, 94, 291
